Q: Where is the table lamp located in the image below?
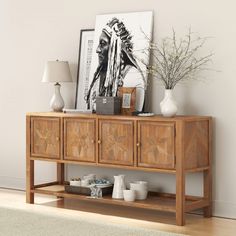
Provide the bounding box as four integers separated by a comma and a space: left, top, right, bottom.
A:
42, 60, 72, 112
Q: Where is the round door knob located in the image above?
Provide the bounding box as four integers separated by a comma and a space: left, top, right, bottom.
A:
56, 137, 60, 141
91, 140, 94, 144
136, 142, 140, 147
98, 140, 101, 144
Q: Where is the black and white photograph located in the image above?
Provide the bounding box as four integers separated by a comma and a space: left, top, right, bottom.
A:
85, 11, 153, 111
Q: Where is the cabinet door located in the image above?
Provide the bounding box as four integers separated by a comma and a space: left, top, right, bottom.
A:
31, 117, 61, 159
64, 118, 96, 162
137, 121, 175, 169
98, 119, 134, 166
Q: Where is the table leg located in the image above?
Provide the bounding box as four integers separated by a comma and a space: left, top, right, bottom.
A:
176, 170, 185, 226
203, 169, 212, 217
57, 163, 65, 184
175, 120, 185, 226
26, 159, 34, 203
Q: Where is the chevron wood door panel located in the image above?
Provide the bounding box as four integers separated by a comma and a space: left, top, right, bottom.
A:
137, 121, 175, 169
64, 118, 96, 162
98, 119, 134, 166
31, 117, 60, 159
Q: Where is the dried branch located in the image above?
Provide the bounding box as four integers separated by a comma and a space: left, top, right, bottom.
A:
140, 29, 213, 89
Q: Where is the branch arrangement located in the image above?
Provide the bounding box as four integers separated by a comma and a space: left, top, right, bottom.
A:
141, 29, 213, 89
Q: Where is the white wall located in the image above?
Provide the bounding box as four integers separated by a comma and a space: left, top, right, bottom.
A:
0, 0, 235, 218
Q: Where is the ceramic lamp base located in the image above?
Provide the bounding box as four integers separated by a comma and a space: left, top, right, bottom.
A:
50, 82, 64, 112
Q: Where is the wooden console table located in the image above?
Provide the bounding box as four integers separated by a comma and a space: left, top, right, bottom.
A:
26, 112, 212, 226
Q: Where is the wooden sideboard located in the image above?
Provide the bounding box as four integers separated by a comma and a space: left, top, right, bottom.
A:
26, 112, 212, 226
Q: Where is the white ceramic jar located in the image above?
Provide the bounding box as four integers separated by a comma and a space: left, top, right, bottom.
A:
130, 182, 148, 200
123, 190, 136, 202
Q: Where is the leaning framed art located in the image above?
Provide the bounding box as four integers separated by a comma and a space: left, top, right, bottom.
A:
75, 29, 94, 110
85, 11, 153, 112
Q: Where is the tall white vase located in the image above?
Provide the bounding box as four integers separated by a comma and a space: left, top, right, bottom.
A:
160, 89, 177, 117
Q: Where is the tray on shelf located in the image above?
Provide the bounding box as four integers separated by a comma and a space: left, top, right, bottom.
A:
64, 184, 113, 196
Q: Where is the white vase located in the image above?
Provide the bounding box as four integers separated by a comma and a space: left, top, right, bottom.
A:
112, 175, 126, 199
160, 89, 177, 117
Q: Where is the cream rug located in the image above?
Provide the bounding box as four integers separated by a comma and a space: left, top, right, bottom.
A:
0, 206, 185, 236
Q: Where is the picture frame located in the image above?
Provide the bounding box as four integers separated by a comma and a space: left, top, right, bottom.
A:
118, 87, 136, 115
86, 11, 153, 112
75, 29, 95, 110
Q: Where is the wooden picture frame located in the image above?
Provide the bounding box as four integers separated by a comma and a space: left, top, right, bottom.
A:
75, 29, 94, 110
118, 87, 136, 115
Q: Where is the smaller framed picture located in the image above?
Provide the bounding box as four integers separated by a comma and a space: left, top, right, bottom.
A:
118, 87, 136, 115
75, 29, 94, 110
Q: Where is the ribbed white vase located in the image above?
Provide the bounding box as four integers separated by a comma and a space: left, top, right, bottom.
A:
160, 89, 177, 117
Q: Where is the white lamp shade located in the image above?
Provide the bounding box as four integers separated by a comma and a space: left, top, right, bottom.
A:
42, 61, 72, 83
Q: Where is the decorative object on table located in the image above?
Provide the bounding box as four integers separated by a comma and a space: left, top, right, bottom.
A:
91, 178, 113, 187
112, 174, 126, 199
130, 181, 148, 200
69, 178, 81, 186
160, 89, 178, 117
81, 174, 96, 186
81, 179, 90, 187
96, 96, 121, 115
118, 87, 136, 115
42, 60, 72, 112
75, 29, 95, 111
62, 108, 92, 114
90, 185, 102, 198
65, 177, 113, 196
142, 29, 213, 117
83, 174, 96, 181
64, 184, 113, 196
123, 189, 136, 202
85, 11, 153, 112
137, 112, 155, 117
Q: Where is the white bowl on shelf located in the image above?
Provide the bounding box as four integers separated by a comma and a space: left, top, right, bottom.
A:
123, 190, 136, 202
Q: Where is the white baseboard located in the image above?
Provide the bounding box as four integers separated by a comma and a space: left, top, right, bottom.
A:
0, 176, 25, 190
213, 200, 236, 219
0, 176, 56, 191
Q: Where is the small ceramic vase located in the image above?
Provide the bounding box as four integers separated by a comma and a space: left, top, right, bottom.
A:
160, 89, 177, 117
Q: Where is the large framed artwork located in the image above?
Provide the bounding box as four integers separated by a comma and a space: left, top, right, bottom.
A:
85, 11, 153, 112
75, 29, 94, 110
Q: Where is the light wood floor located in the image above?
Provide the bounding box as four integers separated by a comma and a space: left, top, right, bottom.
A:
0, 188, 235, 236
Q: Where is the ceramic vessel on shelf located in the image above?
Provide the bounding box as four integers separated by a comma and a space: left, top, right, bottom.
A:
134, 181, 148, 189
112, 175, 126, 199
123, 190, 136, 202
130, 182, 148, 200
160, 89, 177, 117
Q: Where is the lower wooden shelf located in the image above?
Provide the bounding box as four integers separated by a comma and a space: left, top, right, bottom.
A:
32, 184, 208, 213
